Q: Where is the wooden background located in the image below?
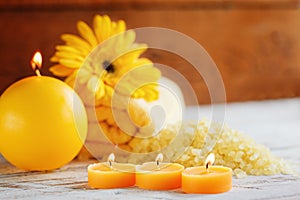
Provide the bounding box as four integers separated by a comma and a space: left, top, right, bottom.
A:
0, 0, 300, 104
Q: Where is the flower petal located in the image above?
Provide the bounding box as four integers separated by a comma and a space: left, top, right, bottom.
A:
77, 20, 98, 47
95, 80, 106, 100
114, 20, 126, 34
65, 71, 78, 87
61, 34, 93, 54
49, 64, 75, 77
56, 45, 85, 56
93, 15, 103, 43
87, 75, 99, 93
101, 15, 112, 41
54, 51, 85, 62
59, 58, 83, 69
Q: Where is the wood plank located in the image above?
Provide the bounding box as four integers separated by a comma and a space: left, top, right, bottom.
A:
1, 9, 300, 104
0, 0, 299, 11
0, 99, 300, 199
1, 161, 299, 199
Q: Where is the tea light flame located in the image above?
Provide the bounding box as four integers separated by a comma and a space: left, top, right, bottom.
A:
155, 153, 163, 168
31, 51, 42, 77
108, 153, 115, 168
205, 153, 215, 171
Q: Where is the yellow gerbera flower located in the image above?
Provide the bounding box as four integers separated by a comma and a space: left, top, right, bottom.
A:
50, 15, 161, 159
50, 15, 160, 105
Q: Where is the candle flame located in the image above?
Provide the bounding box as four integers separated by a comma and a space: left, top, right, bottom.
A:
108, 153, 115, 168
155, 153, 163, 167
31, 51, 42, 76
205, 153, 215, 170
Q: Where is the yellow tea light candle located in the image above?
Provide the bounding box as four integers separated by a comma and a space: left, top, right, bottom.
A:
136, 153, 184, 190
88, 153, 136, 189
182, 153, 232, 194
0, 51, 87, 171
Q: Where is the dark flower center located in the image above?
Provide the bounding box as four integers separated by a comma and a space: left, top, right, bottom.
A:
102, 60, 115, 73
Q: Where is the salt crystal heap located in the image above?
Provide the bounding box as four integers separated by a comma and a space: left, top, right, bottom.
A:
128, 119, 294, 178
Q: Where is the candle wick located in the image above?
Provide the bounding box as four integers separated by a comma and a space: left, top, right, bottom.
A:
35, 69, 41, 77
155, 153, 163, 170
31, 60, 42, 77
156, 160, 160, 169
107, 153, 115, 169
204, 153, 215, 173
206, 161, 212, 172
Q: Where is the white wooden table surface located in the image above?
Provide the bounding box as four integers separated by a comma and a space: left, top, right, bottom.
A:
1, 98, 300, 200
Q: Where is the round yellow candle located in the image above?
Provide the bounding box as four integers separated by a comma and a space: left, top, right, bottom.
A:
0, 52, 87, 171
88, 154, 136, 189
136, 154, 184, 190
182, 153, 232, 194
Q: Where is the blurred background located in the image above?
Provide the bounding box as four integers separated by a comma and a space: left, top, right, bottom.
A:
0, 0, 299, 105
